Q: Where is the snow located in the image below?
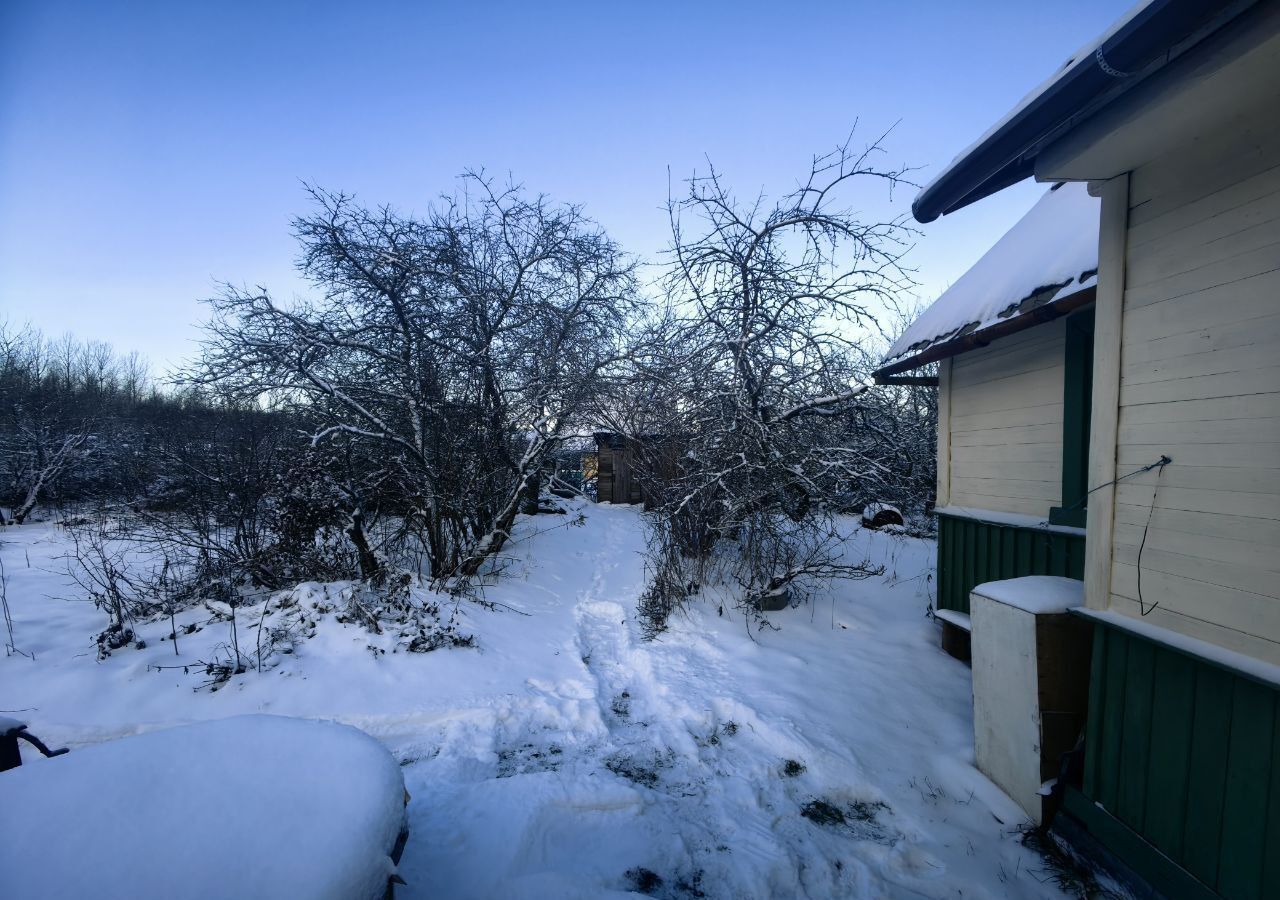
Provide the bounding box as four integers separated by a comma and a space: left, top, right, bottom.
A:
1, 503, 1077, 898
0, 714, 25, 733
934, 609, 971, 632
0, 715, 405, 900
935, 505, 1086, 537
972, 576, 1084, 616
886, 182, 1099, 364
1074, 608, 1280, 690
915, 1, 1156, 208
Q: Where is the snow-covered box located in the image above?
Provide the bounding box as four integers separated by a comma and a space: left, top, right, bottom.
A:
0, 715, 408, 900
969, 576, 1090, 825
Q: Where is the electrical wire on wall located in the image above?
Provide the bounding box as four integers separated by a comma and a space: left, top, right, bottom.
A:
937, 454, 1173, 610
1045, 453, 1171, 615
1135, 456, 1171, 616
1030, 454, 1173, 605
1049, 453, 1172, 519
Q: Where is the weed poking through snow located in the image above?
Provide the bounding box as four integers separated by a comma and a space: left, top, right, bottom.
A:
782, 758, 807, 777
801, 797, 895, 844
624, 867, 664, 894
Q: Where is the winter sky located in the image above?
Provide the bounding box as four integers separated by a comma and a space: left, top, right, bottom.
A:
1, 0, 1128, 373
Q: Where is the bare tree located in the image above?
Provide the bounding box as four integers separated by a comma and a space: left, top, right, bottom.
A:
628, 132, 918, 633
191, 175, 637, 582
0, 325, 108, 523
9, 428, 93, 524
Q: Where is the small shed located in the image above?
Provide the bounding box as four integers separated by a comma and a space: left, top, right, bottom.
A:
594, 431, 645, 504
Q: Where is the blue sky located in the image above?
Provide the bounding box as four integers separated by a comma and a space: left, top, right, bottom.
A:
0, 0, 1127, 372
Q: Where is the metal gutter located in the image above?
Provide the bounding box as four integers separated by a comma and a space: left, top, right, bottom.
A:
912, 0, 1254, 223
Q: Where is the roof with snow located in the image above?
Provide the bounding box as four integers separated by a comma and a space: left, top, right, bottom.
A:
912, 0, 1250, 222
877, 182, 1098, 376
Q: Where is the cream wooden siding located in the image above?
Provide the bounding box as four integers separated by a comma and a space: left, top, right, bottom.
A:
1108, 124, 1280, 663
946, 319, 1066, 517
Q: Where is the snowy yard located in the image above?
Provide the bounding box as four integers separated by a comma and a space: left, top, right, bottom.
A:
1, 501, 1070, 899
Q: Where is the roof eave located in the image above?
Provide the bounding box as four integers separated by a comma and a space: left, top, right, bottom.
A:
912, 0, 1254, 223
872, 286, 1097, 382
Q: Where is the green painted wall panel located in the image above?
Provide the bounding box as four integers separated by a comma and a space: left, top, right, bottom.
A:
935, 514, 1085, 615
1216, 680, 1275, 900
1096, 629, 1128, 812
1075, 620, 1280, 899
1262, 727, 1280, 899
1142, 649, 1196, 862
1183, 665, 1232, 888
1116, 639, 1156, 829
1084, 626, 1108, 800
975, 525, 988, 597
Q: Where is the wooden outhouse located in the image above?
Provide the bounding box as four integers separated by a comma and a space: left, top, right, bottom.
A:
882, 1, 1280, 896
594, 432, 645, 505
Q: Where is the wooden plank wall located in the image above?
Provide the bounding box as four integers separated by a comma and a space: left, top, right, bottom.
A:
947, 320, 1067, 518
1109, 122, 1280, 663
596, 443, 617, 503
595, 439, 645, 505
1082, 622, 1280, 899
936, 514, 1085, 614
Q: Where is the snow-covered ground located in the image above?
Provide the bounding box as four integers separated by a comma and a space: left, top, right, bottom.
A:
1, 500, 1070, 899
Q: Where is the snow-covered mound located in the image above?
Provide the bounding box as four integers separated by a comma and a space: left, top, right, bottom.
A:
0, 715, 406, 900
886, 181, 1099, 364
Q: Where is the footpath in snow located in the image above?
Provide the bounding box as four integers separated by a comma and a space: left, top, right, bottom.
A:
0, 501, 1070, 899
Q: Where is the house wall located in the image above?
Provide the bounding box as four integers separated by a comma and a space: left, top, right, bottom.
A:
1070, 618, 1280, 899
968, 11, 1280, 895
1101, 123, 1280, 664
945, 319, 1067, 518
935, 514, 1084, 615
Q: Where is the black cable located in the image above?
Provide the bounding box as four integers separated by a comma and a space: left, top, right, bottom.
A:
1055, 454, 1173, 517
1136, 458, 1170, 616
938, 456, 1173, 608
1039, 455, 1170, 613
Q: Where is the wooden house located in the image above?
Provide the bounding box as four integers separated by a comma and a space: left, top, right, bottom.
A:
879, 179, 1100, 654
877, 1, 1280, 896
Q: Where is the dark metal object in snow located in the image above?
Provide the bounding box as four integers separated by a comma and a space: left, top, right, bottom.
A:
0, 719, 69, 772
861, 505, 904, 530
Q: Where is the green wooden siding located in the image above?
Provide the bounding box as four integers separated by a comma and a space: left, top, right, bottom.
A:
1078, 621, 1280, 900
1050, 306, 1095, 528
935, 513, 1085, 614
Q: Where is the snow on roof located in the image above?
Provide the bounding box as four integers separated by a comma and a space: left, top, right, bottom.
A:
0, 715, 406, 900
885, 181, 1099, 365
